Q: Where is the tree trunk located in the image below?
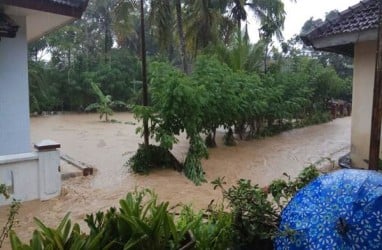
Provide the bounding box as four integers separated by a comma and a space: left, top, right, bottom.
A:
175, 0, 188, 74
140, 0, 149, 146
264, 42, 269, 74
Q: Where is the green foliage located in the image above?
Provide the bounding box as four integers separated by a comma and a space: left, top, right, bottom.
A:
224, 179, 278, 249
213, 166, 320, 249
0, 184, 20, 248
299, 111, 332, 127
183, 136, 208, 185
268, 166, 320, 210
85, 82, 126, 121
10, 189, 194, 250
131, 54, 346, 185
177, 205, 233, 250
11, 166, 319, 249
126, 144, 181, 174
132, 61, 209, 184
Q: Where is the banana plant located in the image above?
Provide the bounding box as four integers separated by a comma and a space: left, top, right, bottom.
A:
85, 82, 126, 122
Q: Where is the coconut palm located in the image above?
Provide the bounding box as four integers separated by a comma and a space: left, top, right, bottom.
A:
174, 0, 189, 73
113, 0, 138, 49
148, 0, 174, 55
85, 82, 126, 122
184, 0, 222, 57
148, 0, 188, 72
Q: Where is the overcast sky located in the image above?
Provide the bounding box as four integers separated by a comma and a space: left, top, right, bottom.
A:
247, 0, 361, 42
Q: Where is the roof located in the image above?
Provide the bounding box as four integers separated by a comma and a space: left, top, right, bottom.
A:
3, 0, 89, 18
301, 0, 380, 57
0, 13, 19, 38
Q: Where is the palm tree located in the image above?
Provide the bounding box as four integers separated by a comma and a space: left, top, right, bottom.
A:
148, 0, 174, 57
257, 0, 285, 73
175, 0, 188, 73
113, 0, 149, 145
184, 0, 222, 57
87, 0, 116, 63
113, 0, 138, 49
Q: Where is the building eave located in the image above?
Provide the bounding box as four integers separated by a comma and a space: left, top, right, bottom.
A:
3, 0, 89, 18
301, 28, 377, 57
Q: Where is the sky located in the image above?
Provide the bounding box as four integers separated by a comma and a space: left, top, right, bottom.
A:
247, 0, 361, 42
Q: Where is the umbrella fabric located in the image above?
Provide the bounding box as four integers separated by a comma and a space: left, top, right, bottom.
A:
275, 169, 382, 250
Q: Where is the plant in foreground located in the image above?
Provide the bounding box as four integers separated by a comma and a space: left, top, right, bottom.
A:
0, 184, 20, 248
10, 189, 200, 250
212, 165, 320, 249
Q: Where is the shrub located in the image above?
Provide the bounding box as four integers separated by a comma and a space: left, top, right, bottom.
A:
300, 111, 331, 126
126, 145, 181, 173
213, 165, 320, 249
224, 179, 278, 250
177, 205, 233, 250
10, 189, 194, 250
268, 165, 320, 210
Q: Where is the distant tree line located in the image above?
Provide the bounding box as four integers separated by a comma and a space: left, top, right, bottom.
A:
29, 0, 353, 114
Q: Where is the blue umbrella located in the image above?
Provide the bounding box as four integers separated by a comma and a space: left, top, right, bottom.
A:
275, 169, 382, 250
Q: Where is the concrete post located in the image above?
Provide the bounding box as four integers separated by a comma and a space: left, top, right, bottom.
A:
34, 140, 61, 201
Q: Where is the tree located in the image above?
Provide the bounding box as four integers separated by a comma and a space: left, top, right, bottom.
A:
140, 0, 149, 146
86, 0, 116, 63
148, 0, 174, 58
184, 0, 222, 57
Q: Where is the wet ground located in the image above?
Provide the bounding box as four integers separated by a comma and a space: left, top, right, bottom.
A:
0, 113, 350, 248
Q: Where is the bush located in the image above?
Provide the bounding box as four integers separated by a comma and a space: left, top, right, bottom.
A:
126, 144, 181, 173
10, 166, 320, 250
10, 189, 235, 250
268, 165, 320, 210
224, 179, 278, 250
300, 111, 331, 126
177, 205, 233, 250
10, 189, 194, 250
213, 165, 320, 249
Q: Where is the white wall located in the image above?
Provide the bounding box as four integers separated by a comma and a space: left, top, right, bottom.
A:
351, 40, 377, 168
0, 148, 61, 205
0, 153, 39, 204
0, 16, 31, 155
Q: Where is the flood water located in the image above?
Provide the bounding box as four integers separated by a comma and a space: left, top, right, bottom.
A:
0, 113, 350, 247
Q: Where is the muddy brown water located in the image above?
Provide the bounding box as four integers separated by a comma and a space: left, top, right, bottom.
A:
0, 113, 350, 248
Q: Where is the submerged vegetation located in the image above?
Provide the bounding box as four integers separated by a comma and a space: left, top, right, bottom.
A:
28, 0, 352, 184
129, 55, 346, 184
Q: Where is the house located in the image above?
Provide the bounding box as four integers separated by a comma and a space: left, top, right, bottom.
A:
0, 0, 88, 204
301, 0, 381, 169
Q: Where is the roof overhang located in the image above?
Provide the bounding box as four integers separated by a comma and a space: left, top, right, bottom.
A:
0, 13, 19, 38
3, 0, 87, 19
301, 28, 377, 58
2, 0, 88, 42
